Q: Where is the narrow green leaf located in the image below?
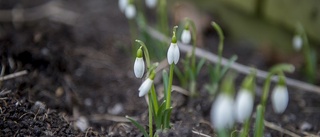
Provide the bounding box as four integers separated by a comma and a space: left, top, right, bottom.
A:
163, 108, 172, 129
162, 70, 169, 99
196, 58, 206, 76
254, 105, 264, 137
240, 119, 250, 137
219, 55, 238, 81
155, 101, 166, 129
126, 116, 149, 137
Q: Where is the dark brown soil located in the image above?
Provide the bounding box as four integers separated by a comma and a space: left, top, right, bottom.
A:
1, 0, 320, 137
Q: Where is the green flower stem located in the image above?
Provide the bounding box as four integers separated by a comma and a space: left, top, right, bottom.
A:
148, 92, 153, 137
186, 18, 197, 75
135, 40, 151, 68
157, 0, 169, 36
254, 104, 264, 137
151, 85, 159, 115
187, 19, 198, 97
240, 119, 251, 137
211, 22, 225, 77
299, 25, 316, 83
166, 64, 174, 109
261, 64, 294, 107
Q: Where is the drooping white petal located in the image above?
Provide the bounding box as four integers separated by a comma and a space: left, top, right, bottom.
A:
292, 35, 303, 51
146, 0, 157, 8
134, 57, 145, 78
167, 43, 179, 65
173, 43, 180, 64
118, 0, 128, 13
125, 4, 136, 19
211, 94, 234, 130
271, 86, 289, 114
139, 78, 153, 97
234, 89, 254, 123
181, 29, 191, 44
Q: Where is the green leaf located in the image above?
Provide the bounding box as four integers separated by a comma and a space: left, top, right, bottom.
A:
162, 70, 169, 99
163, 108, 172, 129
155, 101, 166, 129
196, 58, 206, 76
126, 116, 149, 137
254, 105, 264, 137
219, 55, 238, 81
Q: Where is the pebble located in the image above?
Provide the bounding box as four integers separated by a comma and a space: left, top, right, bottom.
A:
108, 103, 123, 115
300, 121, 312, 131
75, 116, 89, 132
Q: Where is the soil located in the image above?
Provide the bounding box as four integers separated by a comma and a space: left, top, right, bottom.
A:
1, 0, 320, 137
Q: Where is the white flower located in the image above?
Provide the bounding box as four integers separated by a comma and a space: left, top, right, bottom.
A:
234, 89, 254, 123
292, 35, 303, 51
139, 78, 153, 97
271, 86, 289, 114
134, 57, 145, 78
118, 0, 128, 13
125, 4, 136, 19
146, 0, 157, 8
181, 29, 191, 44
167, 43, 180, 64
211, 94, 234, 130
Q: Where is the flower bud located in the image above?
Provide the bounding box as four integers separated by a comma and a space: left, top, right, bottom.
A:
125, 4, 136, 19
181, 29, 191, 44
134, 48, 145, 78
146, 0, 157, 8
292, 35, 303, 51
271, 85, 289, 114
119, 0, 128, 13
234, 89, 254, 123
211, 94, 234, 130
138, 72, 155, 97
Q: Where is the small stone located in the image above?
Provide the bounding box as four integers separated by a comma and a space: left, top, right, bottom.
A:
31, 101, 46, 113
300, 122, 312, 131
55, 87, 64, 97
75, 116, 88, 132
108, 103, 123, 115
84, 98, 92, 107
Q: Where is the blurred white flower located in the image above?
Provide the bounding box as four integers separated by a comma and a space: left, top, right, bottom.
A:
234, 89, 254, 123
211, 94, 234, 130
118, 0, 128, 13
292, 35, 303, 51
181, 29, 191, 44
125, 4, 136, 19
139, 78, 153, 97
271, 86, 289, 114
167, 43, 180, 64
134, 57, 145, 78
146, 0, 157, 8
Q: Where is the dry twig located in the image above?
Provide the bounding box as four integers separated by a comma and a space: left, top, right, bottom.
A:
264, 120, 301, 137
0, 1, 79, 25
0, 70, 28, 81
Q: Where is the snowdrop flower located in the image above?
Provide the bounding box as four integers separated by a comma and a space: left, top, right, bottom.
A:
145, 0, 157, 8
167, 27, 180, 65
134, 48, 145, 78
292, 35, 303, 51
271, 85, 289, 114
125, 4, 136, 19
234, 89, 254, 123
138, 72, 155, 97
211, 94, 234, 130
118, 0, 128, 13
181, 28, 191, 44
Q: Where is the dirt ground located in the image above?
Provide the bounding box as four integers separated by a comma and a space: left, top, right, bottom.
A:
1, 0, 320, 137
